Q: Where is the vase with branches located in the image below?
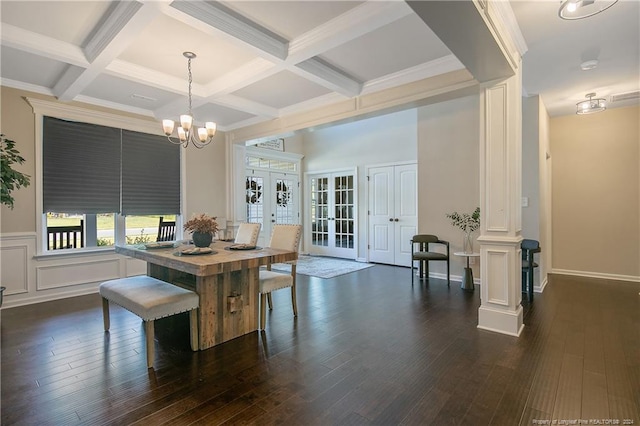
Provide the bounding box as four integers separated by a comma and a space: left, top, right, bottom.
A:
184, 213, 219, 247
446, 207, 480, 253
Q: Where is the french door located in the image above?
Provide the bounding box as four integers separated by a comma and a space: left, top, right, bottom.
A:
308, 170, 357, 259
368, 163, 417, 266
246, 170, 299, 246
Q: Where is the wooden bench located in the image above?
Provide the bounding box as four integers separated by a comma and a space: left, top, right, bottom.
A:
99, 276, 199, 368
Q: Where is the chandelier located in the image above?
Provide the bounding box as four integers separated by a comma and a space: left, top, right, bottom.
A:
576, 93, 606, 115
162, 52, 216, 149
558, 0, 618, 20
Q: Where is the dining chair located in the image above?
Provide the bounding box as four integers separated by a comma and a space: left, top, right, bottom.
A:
156, 217, 176, 242
521, 239, 541, 302
258, 224, 302, 330
234, 222, 261, 246
47, 220, 84, 250
410, 234, 450, 286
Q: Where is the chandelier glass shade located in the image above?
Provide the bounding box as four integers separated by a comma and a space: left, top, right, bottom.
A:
558, 0, 619, 20
162, 52, 216, 149
576, 93, 606, 115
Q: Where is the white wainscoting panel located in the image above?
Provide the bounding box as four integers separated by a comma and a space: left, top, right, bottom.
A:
1, 232, 149, 308
36, 258, 120, 290
0, 234, 35, 295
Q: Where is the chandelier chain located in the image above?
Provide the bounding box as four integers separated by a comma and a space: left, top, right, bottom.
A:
187, 57, 193, 116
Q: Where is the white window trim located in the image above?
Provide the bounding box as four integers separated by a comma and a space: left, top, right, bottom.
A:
27, 97, 184, 255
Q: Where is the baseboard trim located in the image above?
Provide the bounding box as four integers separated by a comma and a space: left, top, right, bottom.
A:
551, 269, 640, 283
0, 285, 100, 310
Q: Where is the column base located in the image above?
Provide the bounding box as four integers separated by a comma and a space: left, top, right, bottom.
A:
477, 305, 524, 337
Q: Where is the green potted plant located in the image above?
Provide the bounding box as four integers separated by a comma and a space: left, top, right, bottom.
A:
1, 134, 31, 209
446, 207, 480, 253
184, 213, 219, 247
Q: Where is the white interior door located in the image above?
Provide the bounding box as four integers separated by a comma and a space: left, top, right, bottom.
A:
369, 166, 395, 264
394, 164, 418, 267
308, 171, 357, 258
368, 163, 417, 266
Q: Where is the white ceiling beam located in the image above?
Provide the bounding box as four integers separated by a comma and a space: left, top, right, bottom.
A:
169, 1, 288, 60
0, 24, 88, 67
287, 0, 414, 64
213, 94, 280, 118
295, 58, 362, 98
407, 1, 514, 83
55, 1, 163, 101
362, 54, 465, 95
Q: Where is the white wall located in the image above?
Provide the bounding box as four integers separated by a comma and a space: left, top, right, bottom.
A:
299, 109, 418, 259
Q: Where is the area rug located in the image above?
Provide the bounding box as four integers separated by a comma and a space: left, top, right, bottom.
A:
271, 255, 374, 279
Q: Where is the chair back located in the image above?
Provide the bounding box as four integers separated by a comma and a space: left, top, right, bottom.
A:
47, 220, 84, 250
269, 224, 302, 252
411, 234, 439, 245
157, 217, 176, 242
235, 222, 261, 246
521, 239, 540, 259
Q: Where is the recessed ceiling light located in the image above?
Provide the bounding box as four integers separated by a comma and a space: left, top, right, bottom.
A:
580, 60, 598, 71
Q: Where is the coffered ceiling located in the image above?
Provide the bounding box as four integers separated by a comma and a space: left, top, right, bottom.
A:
1, 1, 638, 135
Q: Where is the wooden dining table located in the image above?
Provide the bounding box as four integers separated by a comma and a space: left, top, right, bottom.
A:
115, 241, 297, 350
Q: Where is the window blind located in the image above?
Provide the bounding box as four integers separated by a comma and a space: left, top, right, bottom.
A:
43, 117, 181, 215
121, 130, 180, 215
43, 117, 120, 214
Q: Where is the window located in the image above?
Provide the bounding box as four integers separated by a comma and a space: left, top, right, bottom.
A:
37, 109, 181, 252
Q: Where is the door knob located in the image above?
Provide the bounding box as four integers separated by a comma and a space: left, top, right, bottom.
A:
394, 218, 399, 222
389, 218, 394, 222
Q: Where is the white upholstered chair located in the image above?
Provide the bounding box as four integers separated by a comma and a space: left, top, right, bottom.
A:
258, 224, 302, 329
234, 222, 261, 246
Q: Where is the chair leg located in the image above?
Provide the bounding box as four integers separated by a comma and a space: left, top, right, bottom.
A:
101, 298, 110, 331
411, 260, 414, 285
291, 265, 298, 317
189, 309, 198, 351
419, 260, 424, 278
259, 293, 267, 330
144, 320, 154, 369
291, 285, 298, 317
267, 293, 273, 310
424, 261, 429, 281
446, 259, 450, 287
528, 266, 534, 302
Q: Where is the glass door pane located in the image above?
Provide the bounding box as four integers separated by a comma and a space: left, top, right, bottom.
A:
311, 177, 330, 247
334, 174, 355, 249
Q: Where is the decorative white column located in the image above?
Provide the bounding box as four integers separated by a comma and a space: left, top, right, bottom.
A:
477, 62, 524, 336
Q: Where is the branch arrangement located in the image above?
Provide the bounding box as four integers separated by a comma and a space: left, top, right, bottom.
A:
446, 207, 480, 233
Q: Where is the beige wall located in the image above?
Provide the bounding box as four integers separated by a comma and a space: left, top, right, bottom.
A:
417, 94, 480, 278
551, 105, 639, 279
0, 85, 228, 235
522, 95, 551, 287
183, 132, 227, 223
1, 87, 38, 233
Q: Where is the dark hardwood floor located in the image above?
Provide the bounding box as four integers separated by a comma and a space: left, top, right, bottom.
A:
2, 265, 639, 425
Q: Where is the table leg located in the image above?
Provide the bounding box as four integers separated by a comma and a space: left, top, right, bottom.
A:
461, 267, 474, 291
147, 264, 260, 350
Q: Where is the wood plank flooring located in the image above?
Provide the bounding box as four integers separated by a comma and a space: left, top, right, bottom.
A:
2, 265, 639, 425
